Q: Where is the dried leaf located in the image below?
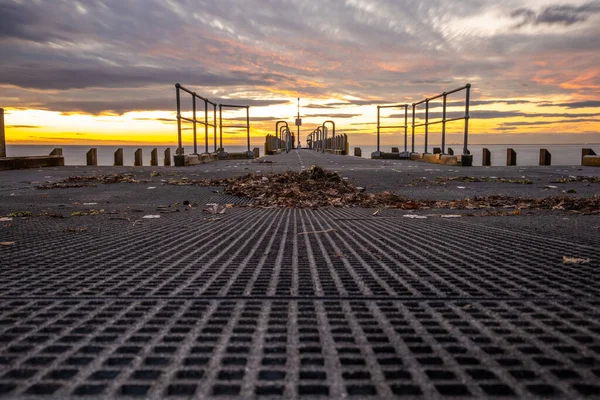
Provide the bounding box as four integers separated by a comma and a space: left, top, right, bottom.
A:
563, 256, 591, 264
142, 215, 161, 219
0, 242, 15, 246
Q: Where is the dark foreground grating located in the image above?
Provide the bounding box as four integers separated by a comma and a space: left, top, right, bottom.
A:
0, 209, 599, 298
0, 299, 599, 399
1, 208, 600, 398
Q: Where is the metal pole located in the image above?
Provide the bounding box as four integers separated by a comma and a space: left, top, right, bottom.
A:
246, 106, 250, 153
192, 94, 197, 154
0, 108, 5, 158
441, 93, 447, 154
297, 97, 300, 149
404, 105, 408, 153
377, 106, 380, 153
213, 104, 217, 153
175, 84, 183, 155
204, 100, 208, 153
411, 104, 415, 153
424, 99, 429, 154
219, 104, 223, 152
464, 84, 471, 155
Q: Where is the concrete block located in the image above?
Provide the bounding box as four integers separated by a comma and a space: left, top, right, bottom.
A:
539, 149, 551, 166
86, 148, 98, 166
50, 148, 63, 156
354, 148, 362, 157
134, 148, 143, 166
582, 155, 600, 167
582, 148, 597, 165
482, 148, 491, 166
114, 148, 123, 166
253, 147, 260, 158
391, 147, 399, 153
447, 148, 454, 155
150, 148, 158, 166
174, 154, 187, 167
433, 147, 442, 154
506, 148, 517, 166
164, 148, 171, 166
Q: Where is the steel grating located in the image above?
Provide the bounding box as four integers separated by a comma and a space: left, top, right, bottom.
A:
1, 209, 599, 299
1, 206, 600, 398
0, 299, 599, 398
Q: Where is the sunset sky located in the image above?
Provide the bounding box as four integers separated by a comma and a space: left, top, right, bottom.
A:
1, 0, 599, 149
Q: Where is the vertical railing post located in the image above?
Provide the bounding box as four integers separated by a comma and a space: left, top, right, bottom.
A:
246, 106, 250, 153
411, 104, 415, 153
377, 106, 381, 154
204, 100, 209, 153
0, 108, 5, 158
192, 94, 197, 154
441, 93, 447, 154
404, 105, 408, 153
213, 105, 217, 153
175, 84, 183, 155
219, 104, 223, 152
424, 99, 429, 154
463, 83, 471, 155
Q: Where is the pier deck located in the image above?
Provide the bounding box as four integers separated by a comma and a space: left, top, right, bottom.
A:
1, 150, 599, 399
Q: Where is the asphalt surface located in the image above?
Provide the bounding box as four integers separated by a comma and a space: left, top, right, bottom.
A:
0, 150, 599, 399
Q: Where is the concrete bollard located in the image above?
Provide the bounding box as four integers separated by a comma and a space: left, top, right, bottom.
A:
433, 147, 442, 154
253, 147, 260, 158
539, 149, 551, 166
86, 148, 98, 166
164, 148, 171, 166
482, 148, 491, 166
507, 148, 517, 166
150, 148, 158, 166
582, 148, 597, 165
50, 148, 63, 156
0, 108, 5, 158
134, 148, 143, 166
447, 148, 454, 155
354, 147, 362, 157
391, 147, 399, 153
114, 148, 124, 166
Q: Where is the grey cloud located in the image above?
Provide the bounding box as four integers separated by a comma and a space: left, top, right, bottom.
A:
511, 3, 600, 27
540, 100, 600, 108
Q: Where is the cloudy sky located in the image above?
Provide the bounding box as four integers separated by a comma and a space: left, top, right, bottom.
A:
1, 0, 599, 147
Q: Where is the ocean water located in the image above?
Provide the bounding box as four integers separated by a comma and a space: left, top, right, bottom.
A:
6, 145, 257, 166
354, 144, 599, 166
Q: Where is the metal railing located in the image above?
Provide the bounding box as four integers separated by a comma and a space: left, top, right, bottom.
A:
219, 104, 251, 153
412, 84, 471, 154
175, 83, 217, 155
376, 104, 408, 154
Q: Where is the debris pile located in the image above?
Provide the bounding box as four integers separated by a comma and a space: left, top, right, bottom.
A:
37, 173, 148, 189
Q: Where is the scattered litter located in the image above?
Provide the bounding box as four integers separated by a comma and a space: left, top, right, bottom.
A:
83, 203, 97, 205
403, 215, 427, 219
563, 256, 591, 264
298, 228, 336, 235
147, 187, 157, 190
0, 242, 15, 246
457, 186, 466, 189
142, 215, 161, 219
10, 193, 15, 197
203, 204, 227, 214
441, 214, 462, 218
261, 177, 269, 182
0, 217, 13, 222
545, 185, 558, 189
373, 209, 381, 216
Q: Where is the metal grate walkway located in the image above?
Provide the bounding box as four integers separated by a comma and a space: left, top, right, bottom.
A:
1, 207, 600, 398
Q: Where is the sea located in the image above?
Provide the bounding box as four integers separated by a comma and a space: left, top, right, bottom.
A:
5, 143, 600, 167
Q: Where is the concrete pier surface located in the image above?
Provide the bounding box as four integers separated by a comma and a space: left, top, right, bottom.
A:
1, 150, 599, 399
